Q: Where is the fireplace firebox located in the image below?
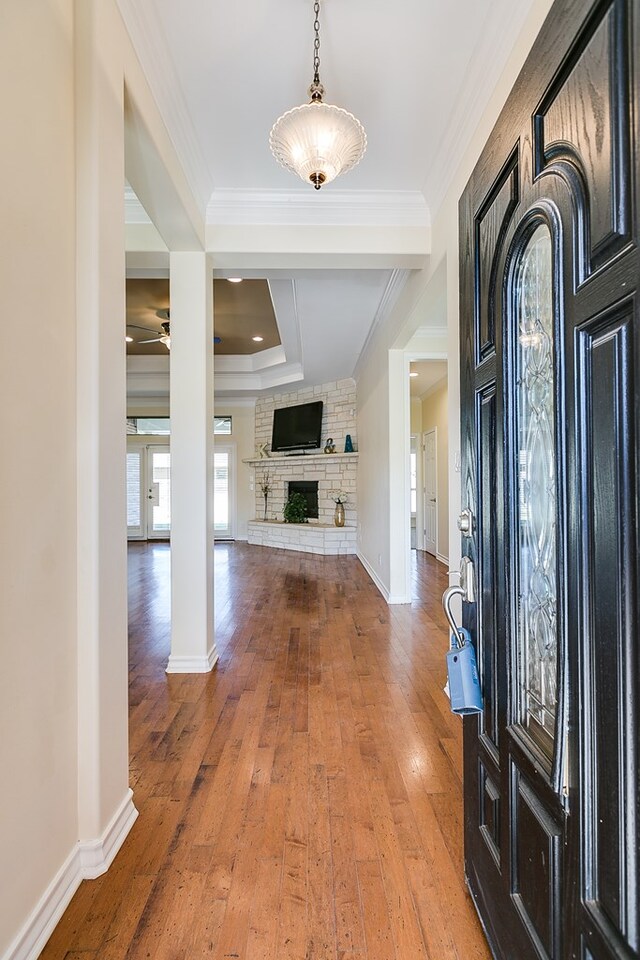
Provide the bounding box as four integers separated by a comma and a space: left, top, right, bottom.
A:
287, 480, 319, 520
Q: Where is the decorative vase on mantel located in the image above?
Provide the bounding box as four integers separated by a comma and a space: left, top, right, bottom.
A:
334, 502, 345, 527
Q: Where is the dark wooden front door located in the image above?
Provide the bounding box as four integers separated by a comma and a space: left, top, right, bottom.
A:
459, 0, 639, 957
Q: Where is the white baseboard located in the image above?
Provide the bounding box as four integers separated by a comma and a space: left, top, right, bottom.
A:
4, 790, 138, 960
356, 552, 411, 604
356, 551, 389, 602
387, 593, 412, 604
79, 789, 138, 879
166, 645, 219, 674
436, 553, 449, 566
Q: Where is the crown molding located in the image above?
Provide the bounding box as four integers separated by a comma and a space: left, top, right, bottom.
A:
206, 189, 430, 228
354, 268, 411, 375
116, 0, 213, 213
214, 397, 257, 408
124, 183, 152, 224
423, 2, 533, 218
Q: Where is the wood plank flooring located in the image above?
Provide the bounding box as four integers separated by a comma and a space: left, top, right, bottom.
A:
40, 543, 490, 960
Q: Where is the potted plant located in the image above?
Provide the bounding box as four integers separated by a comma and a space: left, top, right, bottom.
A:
283, 491, 308, 524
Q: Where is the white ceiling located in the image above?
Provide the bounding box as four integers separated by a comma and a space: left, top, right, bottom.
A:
120, 0, 540, 397
118, 0, 537, 208
410, 360, 447, 398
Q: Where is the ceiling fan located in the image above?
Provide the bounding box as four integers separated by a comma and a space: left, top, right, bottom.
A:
126, 310, 171, 350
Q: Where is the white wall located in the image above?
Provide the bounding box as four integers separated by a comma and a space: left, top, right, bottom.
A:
215, 403, 255, 539
355, 0, 554, 597
0, 2, 78, 953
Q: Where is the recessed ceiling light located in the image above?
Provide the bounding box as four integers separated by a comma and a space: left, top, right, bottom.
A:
410, 371, 419, 378
252, 335, 264, 342
227, 277, 243, 283
125, 336, 133, 342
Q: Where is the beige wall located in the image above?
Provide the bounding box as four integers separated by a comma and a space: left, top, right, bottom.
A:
421, 381, 449, 561
0, 0, 206, 953
0, 0, 79, 952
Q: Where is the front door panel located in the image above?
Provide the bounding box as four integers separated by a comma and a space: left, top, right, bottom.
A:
459, 0, 639, 957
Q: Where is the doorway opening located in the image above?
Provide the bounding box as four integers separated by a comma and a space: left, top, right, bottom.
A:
408, 359, 449, 567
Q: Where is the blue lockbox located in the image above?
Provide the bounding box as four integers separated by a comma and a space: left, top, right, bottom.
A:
446, 627, 483, 715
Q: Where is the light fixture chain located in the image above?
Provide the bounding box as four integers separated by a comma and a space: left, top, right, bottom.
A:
313, 0, 321, 85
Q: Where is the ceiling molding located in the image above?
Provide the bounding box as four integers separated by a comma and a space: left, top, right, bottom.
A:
116, 0, 213, 213
354, 268, 411, 372
206, 189, 430, 228
411, 324, 449, 340
214, 397, 257, 409
422, 3, 534, 218
124, 183, 152, 223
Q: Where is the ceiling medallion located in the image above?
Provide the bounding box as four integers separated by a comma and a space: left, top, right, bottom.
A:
269, 0, 366, 190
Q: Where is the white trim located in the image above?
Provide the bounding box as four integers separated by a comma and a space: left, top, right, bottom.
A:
79, 789, 138, 879
4, 791, 137, 960
4, 850, 82, 960
355, 269, 410, 378
437, 553, 449, 566
206, 189, 430, 228
115, 1, 212, 212
124, 183, 152, 224
165, 646, 219, 674
356, 552, 410, 605
357, 551, 389, 602
214, 397, 257, 410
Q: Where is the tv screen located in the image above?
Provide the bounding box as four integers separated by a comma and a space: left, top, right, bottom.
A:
271, 400, 323, 452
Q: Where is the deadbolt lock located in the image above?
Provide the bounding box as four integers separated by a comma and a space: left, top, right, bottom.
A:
457, 508, 474, 536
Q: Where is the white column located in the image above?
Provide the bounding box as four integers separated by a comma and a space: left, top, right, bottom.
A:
167, 252, 217, 672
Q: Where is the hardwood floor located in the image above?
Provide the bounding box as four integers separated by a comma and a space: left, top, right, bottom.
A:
40, 544, 490, 960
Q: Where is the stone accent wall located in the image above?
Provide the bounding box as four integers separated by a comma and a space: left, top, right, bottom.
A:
254, 379, 357, 526
255, 378, 357, 452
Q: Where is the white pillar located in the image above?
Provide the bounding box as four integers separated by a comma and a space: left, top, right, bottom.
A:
167, 253, 217, 672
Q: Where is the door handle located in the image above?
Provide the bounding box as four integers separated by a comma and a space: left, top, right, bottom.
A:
442, 556, 475, 644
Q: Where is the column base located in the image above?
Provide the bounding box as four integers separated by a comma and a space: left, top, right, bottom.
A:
165, 645, 219, 674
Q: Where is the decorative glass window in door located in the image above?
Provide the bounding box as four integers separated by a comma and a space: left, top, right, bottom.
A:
513, 223, 558, 757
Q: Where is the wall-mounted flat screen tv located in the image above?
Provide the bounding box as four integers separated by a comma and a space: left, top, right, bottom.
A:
271, 400, 323, 452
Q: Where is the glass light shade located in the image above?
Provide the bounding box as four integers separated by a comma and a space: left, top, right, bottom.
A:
269, 100, 366, 189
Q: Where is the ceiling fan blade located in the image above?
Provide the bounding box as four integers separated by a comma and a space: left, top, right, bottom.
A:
137, 337, 162, 344
126, 323, 160, 334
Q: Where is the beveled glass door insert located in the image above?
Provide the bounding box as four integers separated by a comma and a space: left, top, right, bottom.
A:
514, 223, 558, 757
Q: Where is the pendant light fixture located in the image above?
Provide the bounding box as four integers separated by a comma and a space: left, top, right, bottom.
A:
269, 1, 366, 190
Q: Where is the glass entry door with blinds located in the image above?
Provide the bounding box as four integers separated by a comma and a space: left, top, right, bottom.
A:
214, 445, 234, 539
126, 444, 171, 540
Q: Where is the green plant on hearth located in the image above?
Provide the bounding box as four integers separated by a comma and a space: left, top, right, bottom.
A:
283, 491, 308, 524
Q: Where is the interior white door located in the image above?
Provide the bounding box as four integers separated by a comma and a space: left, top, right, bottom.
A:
214, 445, 234, 539
146, 445, 171, 538
423, 429, 437, 556
126, 449, 144, 539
